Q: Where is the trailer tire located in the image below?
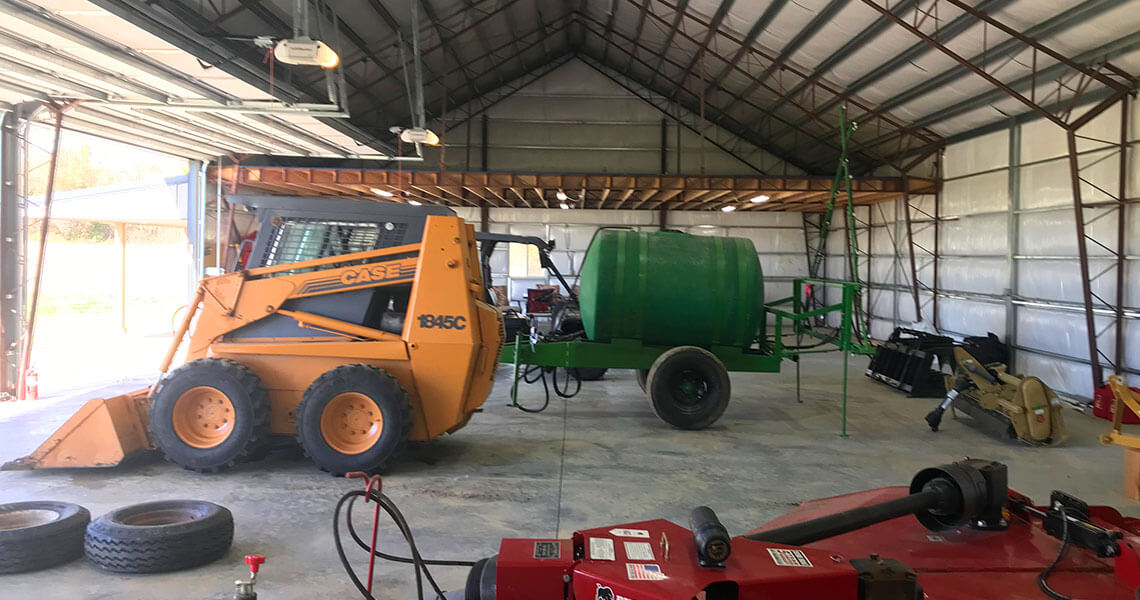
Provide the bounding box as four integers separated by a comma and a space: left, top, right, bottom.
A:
150, 358, 271, 473
635, 369, 649, 393
296, 365, 412, 475
84, 500, 232, 573
0, 501, 89, 574
646, 346, 730, 430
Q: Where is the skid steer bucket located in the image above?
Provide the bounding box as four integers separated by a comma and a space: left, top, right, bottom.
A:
1, 389, 152, 470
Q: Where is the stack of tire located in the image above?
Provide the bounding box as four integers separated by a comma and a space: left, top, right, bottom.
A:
0, 499, 232, 575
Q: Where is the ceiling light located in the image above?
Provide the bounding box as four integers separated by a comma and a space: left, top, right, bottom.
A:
721, 205, 736, 212
399, 128, 440, 146
407, 199, 423, 206
274, 37, 339, 68
556, 191, 569, 201
370, 188, 394, 197
749, 194, 771, 203
559, 202, 570, 210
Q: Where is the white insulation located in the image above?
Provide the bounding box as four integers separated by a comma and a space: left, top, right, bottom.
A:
861, 96, 1139, 398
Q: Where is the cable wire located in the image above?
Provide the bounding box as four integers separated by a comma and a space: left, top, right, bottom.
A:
1036, 507, 1087, 600
334, 489, 476, 600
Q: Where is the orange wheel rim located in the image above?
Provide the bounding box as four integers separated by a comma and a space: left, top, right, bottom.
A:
171, 386, 235, 449
320, 392, 383, 455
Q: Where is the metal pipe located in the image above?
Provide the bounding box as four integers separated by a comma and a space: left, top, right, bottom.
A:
17, 105, 62, 399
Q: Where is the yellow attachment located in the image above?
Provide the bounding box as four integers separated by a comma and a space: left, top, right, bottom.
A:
1100, 375, 1140, 450
1, 390, 151, 470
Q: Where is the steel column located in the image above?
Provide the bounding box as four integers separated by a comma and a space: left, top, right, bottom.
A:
901, 179, 921, 321
1005, 122, 1021, 367
1067, 128, 1103, 385
0, 104, 33, 399
480, 114, 489, 172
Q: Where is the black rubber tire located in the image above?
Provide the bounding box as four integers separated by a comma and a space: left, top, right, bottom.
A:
149, 358, 270, 472
84, 500, 233, 574
296, 364, 413, 475
0, 501, 89, 574
570, 367, 608, 381
635, 369, 649, 393
646, 346, 731, 430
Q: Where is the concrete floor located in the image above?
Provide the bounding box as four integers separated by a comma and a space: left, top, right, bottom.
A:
0, 353, 1134, 599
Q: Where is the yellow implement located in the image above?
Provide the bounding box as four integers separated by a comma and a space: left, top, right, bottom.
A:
1099, 375, 1140, 500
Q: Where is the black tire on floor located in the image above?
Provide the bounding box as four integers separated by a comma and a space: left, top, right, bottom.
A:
149, 358, 271, 472
0, 501, 90, 574
296, 364, 413, 475
635, 369, 649, 393
570, 367, 608, 381
646, 346, 731, 430
84, 500, 233, 574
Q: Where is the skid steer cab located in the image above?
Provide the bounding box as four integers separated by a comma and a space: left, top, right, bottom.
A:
5, 198, 503, 474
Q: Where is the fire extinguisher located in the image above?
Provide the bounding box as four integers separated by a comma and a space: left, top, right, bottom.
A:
24, 368, 38, 401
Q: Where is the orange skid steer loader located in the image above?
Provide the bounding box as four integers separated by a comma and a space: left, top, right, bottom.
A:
4, 200, 503, 474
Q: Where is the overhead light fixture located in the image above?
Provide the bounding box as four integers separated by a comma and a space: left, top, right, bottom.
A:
721, 205, 737, 212
398, 127, 440, 146
370, 188, 394, 197
749, 194, 771, 203
556, 191, 569, 201
407, 199, 423, 206
559, 202, 570, 210
274, 37, 339, 68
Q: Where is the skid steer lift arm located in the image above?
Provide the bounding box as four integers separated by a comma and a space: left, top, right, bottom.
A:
475, 233, 574, 301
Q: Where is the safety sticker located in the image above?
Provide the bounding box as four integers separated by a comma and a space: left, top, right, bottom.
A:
624, 541, 654, 561
626, 563, 666, 581
609, 528, 650, 538
926, 535, 946, 543
533, 541, 561, 559
768, 548, 813, 567
589, 537, 615, 561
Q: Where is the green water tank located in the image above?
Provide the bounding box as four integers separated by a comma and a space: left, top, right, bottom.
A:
577, 229, 764, 348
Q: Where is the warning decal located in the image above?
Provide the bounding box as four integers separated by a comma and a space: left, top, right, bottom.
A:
623, 541, 654, 561
589, 537, 616, 561
609, 528, 650, 538
768, 548, 813, 567
533, 541, 561, 559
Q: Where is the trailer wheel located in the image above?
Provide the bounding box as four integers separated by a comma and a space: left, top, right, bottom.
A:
0, 501, 89, 574
646, 347, 730, 430
635, 369, 649, 393
150, 358, 271, 472
84, 500, 232, 573
296, 365, 412, 475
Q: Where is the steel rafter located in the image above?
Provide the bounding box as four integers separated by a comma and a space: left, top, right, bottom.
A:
719, 0, 849, 118
669, 0, 734, 97
757, 0, 919, 125
764, 0, 1012, 146
622, 0, 923, 171
581, 17, 823, 172
347, 0, 528, 104
701, 0, 787, 94
645, 0, 691, 90
844, 0, 1131, 153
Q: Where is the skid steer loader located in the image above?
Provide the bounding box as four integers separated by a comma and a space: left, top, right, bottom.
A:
3, 197, 504, 474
